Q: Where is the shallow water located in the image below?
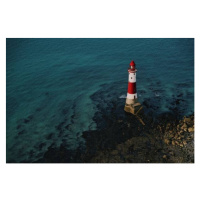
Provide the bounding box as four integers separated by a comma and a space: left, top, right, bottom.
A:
6, 38, 194, 162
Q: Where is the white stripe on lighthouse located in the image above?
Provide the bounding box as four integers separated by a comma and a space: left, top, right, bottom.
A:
129, 73, 136, 83
127, 93, 137, 99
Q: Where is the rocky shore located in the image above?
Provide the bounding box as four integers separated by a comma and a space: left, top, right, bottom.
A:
162, 115, 194, 162
36, 111, 194, 163
81, 113, 194, 163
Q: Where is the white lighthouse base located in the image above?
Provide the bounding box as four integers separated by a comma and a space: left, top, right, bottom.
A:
126, 98, 141, 106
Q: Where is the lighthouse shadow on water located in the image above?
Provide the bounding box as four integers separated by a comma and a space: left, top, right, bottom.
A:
6, 38, 194, 163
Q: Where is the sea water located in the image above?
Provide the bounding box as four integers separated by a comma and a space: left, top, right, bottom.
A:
6, 38, 194, 162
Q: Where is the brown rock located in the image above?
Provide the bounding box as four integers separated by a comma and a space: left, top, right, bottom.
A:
183, 140, 187, 145
179, 131, 184, 135
179, 143, 184, 147
175, 141, 179, 145
177, 131, 182, 135
164, 138, 170, 145
166, 123, 171, 130
184, 117, 191, 124
188, 127, 194, 132
172, 140, 175, 146
181, 123, 187, 130
163, 155, 167, 159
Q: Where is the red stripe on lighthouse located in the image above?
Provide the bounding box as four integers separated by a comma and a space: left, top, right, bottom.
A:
128, 82, 136, 94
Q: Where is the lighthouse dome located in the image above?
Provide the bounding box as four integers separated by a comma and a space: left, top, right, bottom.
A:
130, 60, 136, 67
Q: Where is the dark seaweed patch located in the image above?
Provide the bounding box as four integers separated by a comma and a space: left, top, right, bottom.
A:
55, 122, 65, 131
36, 107, 42, 112
177, 93, 183, 98
18, 130, 25, 135
140, 90, 146, 94
24, 119, 30, 123
65, 124, 71, 130
46, 133, 54, 140
175, 99, 180, 105
16, 124, 22, 130
35, 143, 85, 163
38, 142, 46, 150
23, 115, 33, 123
29, 150, 35, 157
62, 108, 68, 115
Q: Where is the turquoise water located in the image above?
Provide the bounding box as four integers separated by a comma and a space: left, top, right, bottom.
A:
6, 38, 194, 162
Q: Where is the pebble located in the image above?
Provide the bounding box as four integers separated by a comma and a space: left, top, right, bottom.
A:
183, 140, 187, 145
188, 127, 194, 132
175, 141, 179, 145
184, 117, 191, 123
181, 123, 187, 130
163, 155, 167, 159
177, 131, 181, 135
164, 139, 170, 145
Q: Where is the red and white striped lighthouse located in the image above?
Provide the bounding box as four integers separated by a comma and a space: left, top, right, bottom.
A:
124, 60, 141, 114
126, 60, 137, 104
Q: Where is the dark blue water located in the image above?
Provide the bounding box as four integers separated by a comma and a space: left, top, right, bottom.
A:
6, 38, 194, 162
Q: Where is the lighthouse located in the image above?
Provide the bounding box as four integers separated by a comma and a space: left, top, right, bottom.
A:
124, 60, 142, 115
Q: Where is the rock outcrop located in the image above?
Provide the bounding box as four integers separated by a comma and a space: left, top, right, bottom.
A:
82, 114, 194, 163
